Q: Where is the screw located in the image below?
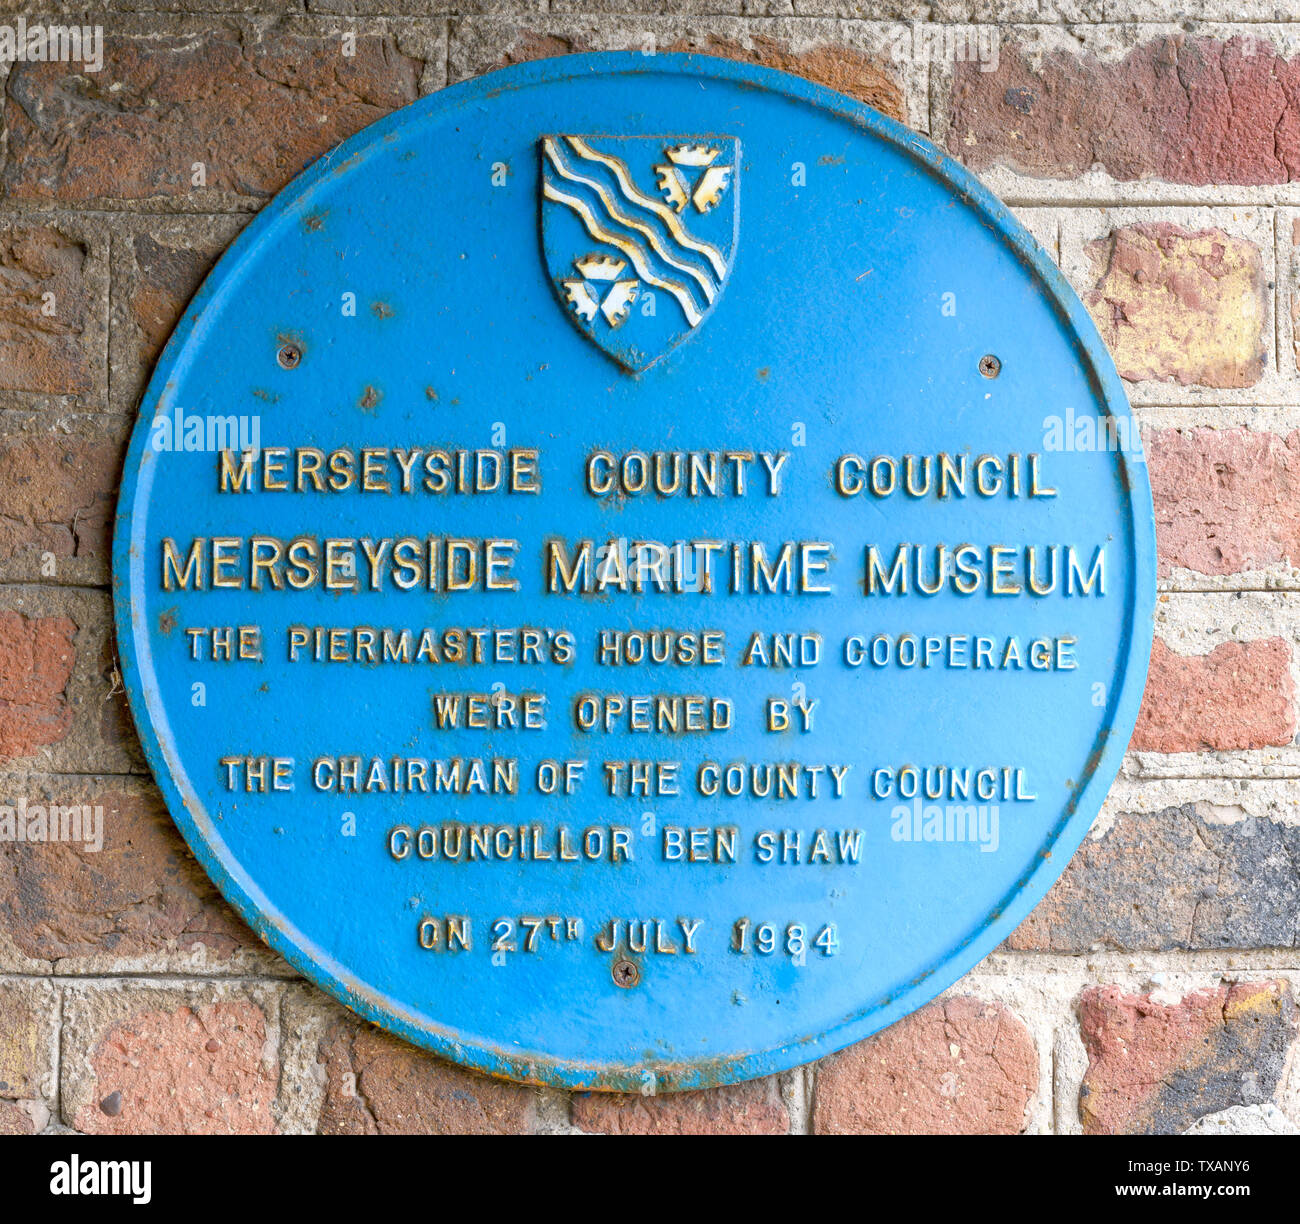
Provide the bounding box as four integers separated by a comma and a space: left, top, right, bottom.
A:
612, 958, 640, 988
979, 354, 1001, 379
277, 342, 302, 370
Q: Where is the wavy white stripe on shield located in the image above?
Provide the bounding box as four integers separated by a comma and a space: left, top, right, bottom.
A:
541, 179, 704, 327
541, 138, 716, 308
565, 136, 729, 280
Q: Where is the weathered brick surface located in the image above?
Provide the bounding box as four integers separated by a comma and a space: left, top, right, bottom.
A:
572, 1078, 788, 1134
663, 35, 904, 120
949, 34, 1300, 185
63, 984, 280, 1135
0, 586, 141, 774
315, 1018, 543, 1134
127, 232, 226, 364
103, 0, 304, 10
1149, 427, 1300, 578
0, 979, 58, 1104
0, 775, 261, 972
812, 997, 1037, 1134
0, 221, 106, 406
1009, 804, 1300, 952
1078, 981, 1298, 1135
0, 6, 1296, 1136
0, 414, 126, 586
3, 29, 427, 203
1291, 216, 1300, 373
1132, 637, 1296, 753
449, 19, 911, 124
0, 1098, 48, 1134
1083, 223, 1266, 388
110, 216, 248, 411
0, 609, 75, 759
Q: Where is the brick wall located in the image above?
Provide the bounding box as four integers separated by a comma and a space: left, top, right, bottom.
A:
2, 1, 1299, 1136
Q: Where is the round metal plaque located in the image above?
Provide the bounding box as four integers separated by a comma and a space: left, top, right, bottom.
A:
113, 54, 1155, 1091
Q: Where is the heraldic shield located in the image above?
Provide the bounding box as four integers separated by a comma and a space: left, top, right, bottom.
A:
540, 134, 740, 372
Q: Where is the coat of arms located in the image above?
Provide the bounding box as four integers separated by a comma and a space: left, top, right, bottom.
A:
540, 134, 740, 371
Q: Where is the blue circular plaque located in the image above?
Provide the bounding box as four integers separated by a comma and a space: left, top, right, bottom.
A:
113, 54, 1154, 1091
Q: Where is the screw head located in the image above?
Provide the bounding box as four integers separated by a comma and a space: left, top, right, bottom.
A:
277, 342, 302, 370
979, 353, 1001, 379
612, 958, 640, 988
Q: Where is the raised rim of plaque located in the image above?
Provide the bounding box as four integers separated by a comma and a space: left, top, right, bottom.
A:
112, 52, 1156, 1091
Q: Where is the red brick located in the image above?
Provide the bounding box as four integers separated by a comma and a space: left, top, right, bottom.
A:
1079, 982, 1298, 1134
0, 611, 75, 759
950, 35, 1300, 185
0, 225, 97, 396
0, 779, 256, 966
0, 588, 142, 774
812, 997, 1037, 1134
1149, 428, 1300, 577
316, 1022, 541, 1134
572, 1078, 787, 1135
71, 998, 277, 1135
1083, 224, 1266, 388
1132, 637, 1296, 753
4, 32, 423, 201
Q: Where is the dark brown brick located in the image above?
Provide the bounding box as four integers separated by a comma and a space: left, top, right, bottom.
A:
0, 776, 257, 967
665, 35, 904, 121
493, 29, 592, 69
0, 416, 126, 585
470, 26, 904, 123
131, 233, 221, 363
4, 31, 424, 202
0, 224, 99, 398
0, 587, 143, 774
110, 217, 247, 411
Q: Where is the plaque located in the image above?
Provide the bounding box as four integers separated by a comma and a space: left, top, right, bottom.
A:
112, 53, 1155, 1091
